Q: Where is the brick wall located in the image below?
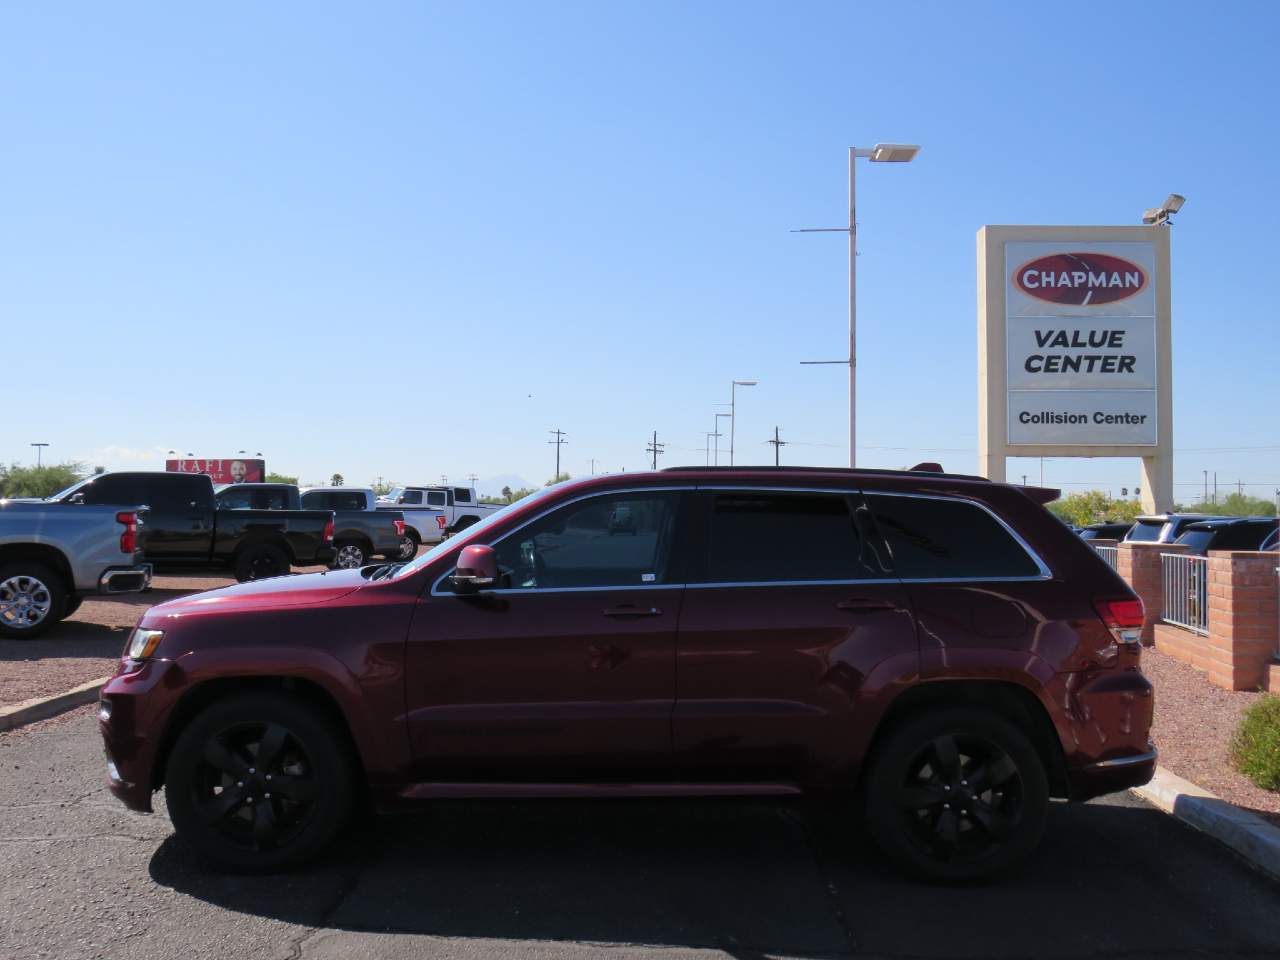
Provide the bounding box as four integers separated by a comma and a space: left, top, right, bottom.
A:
1202, 551, 1280, 691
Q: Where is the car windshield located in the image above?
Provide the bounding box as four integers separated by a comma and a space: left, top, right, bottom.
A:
395, 486, 561, 577
46, 476, 95, 501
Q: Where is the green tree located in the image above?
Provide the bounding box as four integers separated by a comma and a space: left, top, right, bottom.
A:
330, 473, 345, 487
265, 472, 299, 485
481, 484, 537, 505
371, 480, 394, 496
1182, 493, 1275, 517
1046, 490, 1144, 527
0, 462, 86, 499
545, 473, 571, 487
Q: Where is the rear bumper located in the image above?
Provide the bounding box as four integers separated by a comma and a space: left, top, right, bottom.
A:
97, 563, 153, 595
1066, 745, 1157, 802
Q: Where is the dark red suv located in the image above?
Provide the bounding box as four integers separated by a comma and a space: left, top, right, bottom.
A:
99, 467, 1154, 881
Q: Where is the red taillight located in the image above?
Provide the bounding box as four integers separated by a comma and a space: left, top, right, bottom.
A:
436, 515, 447, 529
116, 511, 138, 554
323, 518, 334, 543
1094, 597, 1144, 629
393, 519, 405, 537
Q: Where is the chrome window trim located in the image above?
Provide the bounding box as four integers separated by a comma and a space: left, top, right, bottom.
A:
428, 482, 1052, 597
429, 485, 693, 596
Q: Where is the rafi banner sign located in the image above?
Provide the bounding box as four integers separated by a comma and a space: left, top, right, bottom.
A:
165, 458, 265, 484
1004, 241, 1157, 446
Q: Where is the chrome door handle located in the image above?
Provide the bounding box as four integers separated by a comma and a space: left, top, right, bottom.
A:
603, 605, 662, 618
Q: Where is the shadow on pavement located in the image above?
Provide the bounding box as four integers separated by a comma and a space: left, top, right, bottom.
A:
147, 796, 1280, 958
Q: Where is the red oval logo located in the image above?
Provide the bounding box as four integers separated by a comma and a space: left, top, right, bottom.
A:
1013, 252, 1147, 306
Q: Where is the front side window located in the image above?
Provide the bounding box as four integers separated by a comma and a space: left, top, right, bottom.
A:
704, 492, 873, 583
492, 493, 679, 589
865, 494, 1042, 580
400, 490, 423, 505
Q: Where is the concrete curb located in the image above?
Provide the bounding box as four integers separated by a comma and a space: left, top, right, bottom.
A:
1133, 765, 1280, 881
0, 677, 109, 732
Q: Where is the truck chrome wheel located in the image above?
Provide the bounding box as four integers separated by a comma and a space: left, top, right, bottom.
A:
397, 536, 417, 561
0, 575, 53, 630
333, 544, 366, 569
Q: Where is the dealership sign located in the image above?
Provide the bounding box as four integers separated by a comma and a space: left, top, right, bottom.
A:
1005, 241, 1157, 446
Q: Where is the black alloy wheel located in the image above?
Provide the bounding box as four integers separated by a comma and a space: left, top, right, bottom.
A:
864, 706, 1049, 883
234, 544, 289, 583
165, 693, 354, 872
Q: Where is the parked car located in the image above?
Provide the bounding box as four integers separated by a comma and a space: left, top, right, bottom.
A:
1172, 517, 1279, 555
1078, 521, 1133, 541
378, 484, 500, 534
49, 472, 335, 581
1123, 513, 1223, 544
215, 484, 406, 570
100, 465, 1153, 882
371, 489, 449, 557
0, 498, 152, 638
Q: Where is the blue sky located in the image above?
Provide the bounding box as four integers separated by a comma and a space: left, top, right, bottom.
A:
3, 2, 1276, 501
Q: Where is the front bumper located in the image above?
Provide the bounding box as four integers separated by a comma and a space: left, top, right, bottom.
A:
99, 658, 181, 812
98, 563, 153, 595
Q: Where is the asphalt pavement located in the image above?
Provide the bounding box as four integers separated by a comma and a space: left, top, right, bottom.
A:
2, 708, 1278, 960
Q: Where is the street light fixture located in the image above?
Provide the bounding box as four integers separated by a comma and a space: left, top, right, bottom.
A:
796, 141, 921, 468
30, 443, 49, 468
729, 380, 757, 466
1142, 193, 1186, 226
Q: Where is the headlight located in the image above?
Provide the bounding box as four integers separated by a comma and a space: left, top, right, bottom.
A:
127, 628, 165, 660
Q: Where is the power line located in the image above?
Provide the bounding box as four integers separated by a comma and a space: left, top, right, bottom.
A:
548, 429, 567, 479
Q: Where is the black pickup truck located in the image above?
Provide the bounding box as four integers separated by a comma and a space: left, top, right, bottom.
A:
50, 472, 334, 581
214, 483, 404, 569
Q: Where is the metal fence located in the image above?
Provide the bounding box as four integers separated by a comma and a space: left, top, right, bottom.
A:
1161, 553, 1208, 636
1093, 544, 1118, 571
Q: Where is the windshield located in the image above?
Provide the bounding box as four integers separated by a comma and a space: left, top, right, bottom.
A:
46, 476, 95, 501
1126, 520, 1165, 542
396, 486, 561, 576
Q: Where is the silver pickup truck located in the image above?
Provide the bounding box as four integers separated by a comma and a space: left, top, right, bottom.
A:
0, 499, 152, 639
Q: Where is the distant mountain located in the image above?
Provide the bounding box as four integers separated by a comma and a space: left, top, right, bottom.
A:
476, 473, 536, 498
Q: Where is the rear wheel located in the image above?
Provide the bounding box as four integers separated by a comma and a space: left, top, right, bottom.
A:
234, 544, 290, 583
0, 562, 68, 639
863, 706, 1049, 883
396, 533, 419, 561
330, 541, 368, 570
164, 693, 355, 873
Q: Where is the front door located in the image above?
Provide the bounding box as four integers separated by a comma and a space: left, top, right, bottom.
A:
673, 489, 917, 782
405, 490, 689, 782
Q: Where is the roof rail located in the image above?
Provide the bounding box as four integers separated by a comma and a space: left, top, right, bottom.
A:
659, 465, 992, 482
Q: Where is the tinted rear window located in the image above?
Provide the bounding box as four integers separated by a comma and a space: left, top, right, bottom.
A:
1174, 529, 1214, 554
1126, 520, 1165, 542
705, 493, 874, 582
865, 494, 1041, 580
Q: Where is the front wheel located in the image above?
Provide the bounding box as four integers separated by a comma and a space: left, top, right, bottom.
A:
863, 706, 1049, 883
164, 693, 355, 873
0, 562, 68, 639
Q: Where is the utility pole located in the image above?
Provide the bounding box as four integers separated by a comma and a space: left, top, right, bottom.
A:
467, 473, 478, 486
31, 443, 49, 468
646, 431, 665, 470
440, 474, 448, 486
714, 413, 731, 466
1021, 474, 1027, 486
1204, 470, 1209, 504
548, 429, 567, 480
1238, 479, 1243, 497
1213, 472, 1218, 504
704, 433, 715, 467
766, 426, 788, 466
588, 458, 597, 475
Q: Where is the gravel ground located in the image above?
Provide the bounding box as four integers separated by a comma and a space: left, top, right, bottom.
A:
1143, 645, 1280, 825
2, 572, 245, 707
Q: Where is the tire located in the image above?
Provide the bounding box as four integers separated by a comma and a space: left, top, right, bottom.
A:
63, 595, 84, 618
233, 544, 290, 583
396, 533, 419, 561
164, 692, 355, 873
330, 540, 369, 570
0, 562, 68, 640
862, 706, 1049, 883
449, 516, 479, 535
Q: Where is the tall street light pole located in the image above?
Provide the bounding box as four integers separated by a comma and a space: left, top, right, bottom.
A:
31, 443, 50, 467
729, 380, 757, 466
714, 413, 731, 466
796, 142, 920, 467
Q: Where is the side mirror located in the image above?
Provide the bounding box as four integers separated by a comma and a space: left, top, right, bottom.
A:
69, 493, 86, 505
449, 544, 498, 594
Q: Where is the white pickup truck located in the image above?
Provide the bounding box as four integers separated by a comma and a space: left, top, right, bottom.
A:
378, 485, 501, 535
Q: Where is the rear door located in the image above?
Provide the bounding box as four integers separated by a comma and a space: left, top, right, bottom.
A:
673, 488, 916, 782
